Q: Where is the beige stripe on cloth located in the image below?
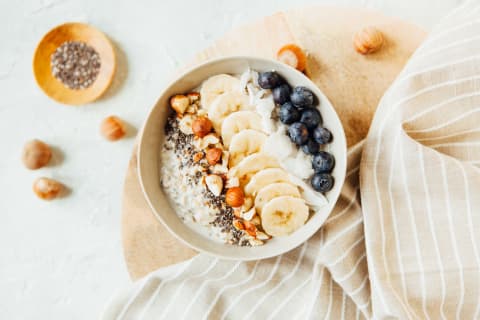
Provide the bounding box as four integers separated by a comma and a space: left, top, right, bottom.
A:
102, 1, 480, 319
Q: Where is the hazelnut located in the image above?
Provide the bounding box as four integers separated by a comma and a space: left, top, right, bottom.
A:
277, 44, 307, 72
206, 147, 223, 165
242, 196, 253, 211
101, 116, 126, 141
243, 220, 257, 237
195, 134, 219, 149
178, 115, 194, 134
205, 174, 223, 196
233, 219, 245, 231
353, 26, 384, 54
225, 187, 245, 207
170, 94, 190, 115
33, 177, 63, 200
22, 139, 52, 170
193, 152, 204, 163
187, 92, 200, 104
192, 117, 212, 138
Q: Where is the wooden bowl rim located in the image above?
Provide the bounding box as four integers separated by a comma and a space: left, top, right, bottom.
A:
32, 22, 116, 106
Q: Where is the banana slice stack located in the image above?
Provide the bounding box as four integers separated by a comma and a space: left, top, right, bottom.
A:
201, 74, 310, 238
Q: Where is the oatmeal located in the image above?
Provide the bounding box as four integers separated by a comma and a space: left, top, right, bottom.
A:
161, 69, 335, 246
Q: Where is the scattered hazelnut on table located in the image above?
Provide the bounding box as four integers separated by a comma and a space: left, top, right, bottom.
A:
33, 177, 63, 200
170, 94, 190, 115
22, 139, 52, 170
206, 147, 223, 165
101, 115, 126, 141
276, 44, 307, 72
192, 117, 212, 138
225, 187, 245, 207
353, 26, 384, 55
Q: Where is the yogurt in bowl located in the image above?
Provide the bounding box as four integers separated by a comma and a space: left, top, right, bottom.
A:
138, 57, 346, 260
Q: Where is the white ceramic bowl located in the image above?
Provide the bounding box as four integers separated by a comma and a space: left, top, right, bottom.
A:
138, 56, 347, 260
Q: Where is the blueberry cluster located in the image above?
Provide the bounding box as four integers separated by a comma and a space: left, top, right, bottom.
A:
258, 71, 335, 193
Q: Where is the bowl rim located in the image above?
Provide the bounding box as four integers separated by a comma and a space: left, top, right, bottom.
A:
137, 55, 347, 260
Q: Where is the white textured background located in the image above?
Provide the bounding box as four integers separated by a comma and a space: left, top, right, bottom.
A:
0, 0, 462, 318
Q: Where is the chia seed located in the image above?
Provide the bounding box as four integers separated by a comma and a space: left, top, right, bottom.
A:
50, 41, 101, 90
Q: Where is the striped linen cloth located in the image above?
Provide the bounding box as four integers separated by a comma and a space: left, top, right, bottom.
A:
103, 2, 480, 319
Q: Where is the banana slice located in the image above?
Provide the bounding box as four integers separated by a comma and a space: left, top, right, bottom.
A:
221, 111, 263, 147
254, 182, 301, 212
229, 130, 267, 167
229, 153, 280, 186
200, 74, 241, 111
244, 168, 291, 196
261, 196, 309, 237
208, 92, 253, 132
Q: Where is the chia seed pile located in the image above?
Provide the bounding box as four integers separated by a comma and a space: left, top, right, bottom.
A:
50, 41, 101, 90
162, 114, 249, 246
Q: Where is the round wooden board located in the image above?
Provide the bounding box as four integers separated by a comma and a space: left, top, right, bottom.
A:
122, 7, 427, 280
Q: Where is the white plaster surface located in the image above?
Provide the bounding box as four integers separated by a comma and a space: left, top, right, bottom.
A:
0, 0, 462, 318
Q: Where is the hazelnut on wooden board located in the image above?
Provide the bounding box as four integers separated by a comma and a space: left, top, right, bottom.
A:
353, 26, 384, 54
22, 139, 52, 170
206, 147, 223, 165
225, 187, 245, 207
33, 177, 63, 200
276, 44, 307, 72
101, 116, 126, 141
192, 117, 212, 138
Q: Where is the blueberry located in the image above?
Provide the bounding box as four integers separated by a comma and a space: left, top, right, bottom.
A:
301, 139, 319, 155
300, 108, 322, 129
272, 84, 291, 105
258, 71, 284, 89
290, 86, 315, 108
311, 173, 334, 193
312, 151, 335, 173
279, 102, 300, 124
312, 127, 332, 144
288, 122, 309, 145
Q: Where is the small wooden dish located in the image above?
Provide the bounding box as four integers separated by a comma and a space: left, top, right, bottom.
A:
33, 22, 116, 105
